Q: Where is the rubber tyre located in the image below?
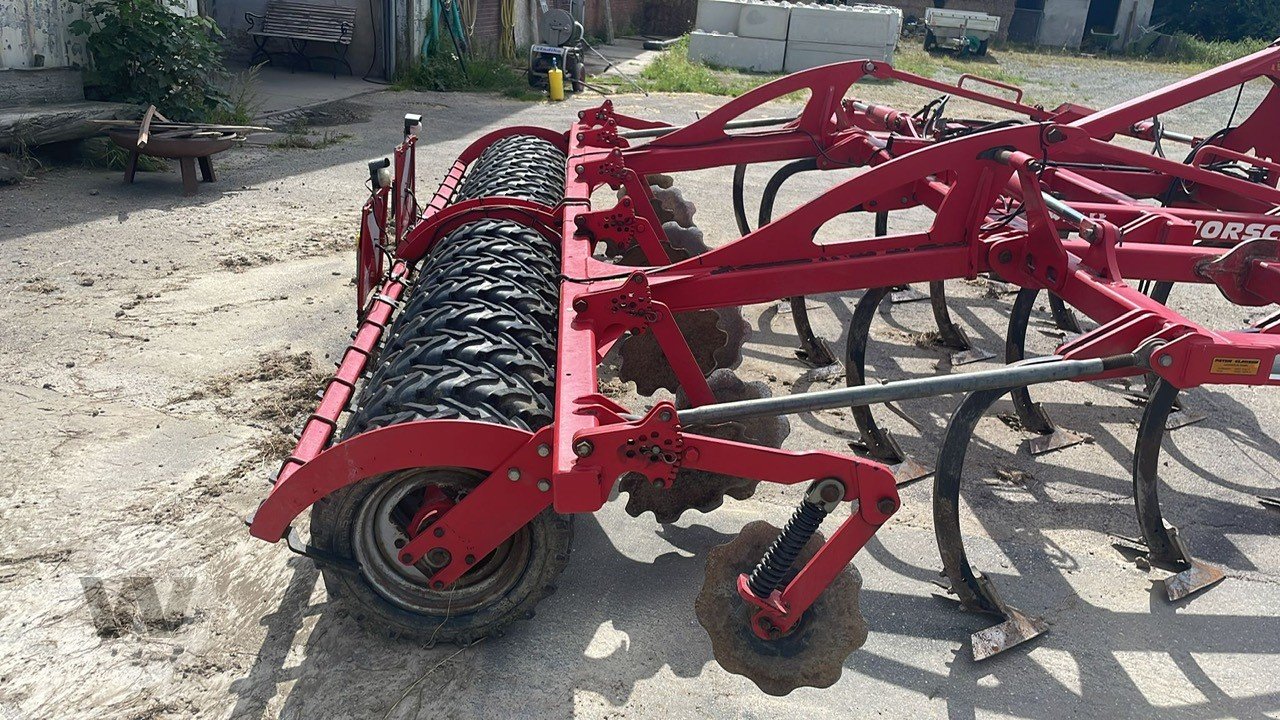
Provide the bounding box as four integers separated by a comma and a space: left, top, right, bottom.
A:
977, 40, 989, 56
455, 134, 566, 208
311, 215, 569, 645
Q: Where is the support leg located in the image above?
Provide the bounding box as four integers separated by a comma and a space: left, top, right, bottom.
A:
179, 157, 198, 196
124, 150, 139, 184
1125, 379, 1226, 601
1005, 288, 1089, 455
934, 386, 1048, 660
197, 155, 216, 183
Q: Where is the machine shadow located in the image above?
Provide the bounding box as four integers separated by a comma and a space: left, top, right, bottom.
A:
228, 514, 740, 718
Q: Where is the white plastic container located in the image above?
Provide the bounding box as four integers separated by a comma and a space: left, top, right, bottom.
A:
688, 30, 787, 73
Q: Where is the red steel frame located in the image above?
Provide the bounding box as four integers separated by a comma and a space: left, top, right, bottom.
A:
251, 45, 1280, 638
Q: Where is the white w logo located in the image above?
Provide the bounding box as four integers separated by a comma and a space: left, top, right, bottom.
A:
80, 576, 195, 637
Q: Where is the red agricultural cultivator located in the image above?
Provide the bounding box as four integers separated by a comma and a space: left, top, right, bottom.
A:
248, 45, 1280, 694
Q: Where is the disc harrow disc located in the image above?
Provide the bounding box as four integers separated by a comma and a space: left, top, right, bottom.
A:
695, 520, 868, 696
619, 370, 789, 522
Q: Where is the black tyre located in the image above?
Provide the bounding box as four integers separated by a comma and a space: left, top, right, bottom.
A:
455, 134, 566, 207
977, 39, 989, 56
311, 214, 569, 644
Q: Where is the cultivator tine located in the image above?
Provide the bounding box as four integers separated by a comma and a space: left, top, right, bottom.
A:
1131, 380, 1227, 601
1047, 294, 1083, 334
1005, 289, 1090, 455
928, 282, 996, 366
1258, 496, 1280, 512
731, 163, 753, 237
789, 296, 838, 367
754, 158, 839, 368
846, 286, 934, 484
935, 385, 1048, 659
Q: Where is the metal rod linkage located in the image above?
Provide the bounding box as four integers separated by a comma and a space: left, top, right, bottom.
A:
671, 354, 1139, 425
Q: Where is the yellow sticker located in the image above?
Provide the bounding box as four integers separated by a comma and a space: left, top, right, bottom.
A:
1210, 357, 1261, 376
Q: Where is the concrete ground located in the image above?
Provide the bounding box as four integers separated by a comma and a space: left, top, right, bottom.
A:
0, 59, 1278, 720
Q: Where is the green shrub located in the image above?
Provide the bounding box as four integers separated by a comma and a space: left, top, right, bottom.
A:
70, 0, 231, 121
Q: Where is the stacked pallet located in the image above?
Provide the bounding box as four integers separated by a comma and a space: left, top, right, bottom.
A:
687, 0, 901, 74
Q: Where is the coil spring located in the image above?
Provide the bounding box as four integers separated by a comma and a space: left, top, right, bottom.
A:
747, 498, 829, 598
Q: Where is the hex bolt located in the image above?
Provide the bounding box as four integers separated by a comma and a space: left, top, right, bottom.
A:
433, 527, 445, 538
537, 479, 551, 492
658, 409, 673, 422
537, 444, 551, 457
465, 555, 476, 565
998, 250, 1013, 264
573, 440, 594, 458
1158, 354, 1173, 367
507, 467, 521, 481
877, 498, 897, 515
426, 547, 451, 567
651, 478, 665, 488
573, 298, 588, 313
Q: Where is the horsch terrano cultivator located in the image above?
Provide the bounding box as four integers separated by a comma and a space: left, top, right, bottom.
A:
248, 45, 1280, 694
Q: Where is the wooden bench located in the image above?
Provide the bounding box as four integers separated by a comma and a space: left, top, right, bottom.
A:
245, 1, 356, 76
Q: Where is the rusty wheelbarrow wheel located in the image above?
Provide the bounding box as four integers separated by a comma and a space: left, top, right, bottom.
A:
696, 521, 868, 695
311, 216, 572, 645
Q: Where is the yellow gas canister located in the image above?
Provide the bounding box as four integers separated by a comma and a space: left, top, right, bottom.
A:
548, 58, 565, 101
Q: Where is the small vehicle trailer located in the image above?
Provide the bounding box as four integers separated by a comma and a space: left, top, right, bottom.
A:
924, 7, 1000, 55
247, 44, 1280, 695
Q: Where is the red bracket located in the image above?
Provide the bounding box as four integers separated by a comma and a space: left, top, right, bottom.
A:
573, 196, 667, 262
571, 402, 685, 493
575, 122, 627, 149
574, 148, 631, 189
573, 273, 716, 405
731, 457, 899, 637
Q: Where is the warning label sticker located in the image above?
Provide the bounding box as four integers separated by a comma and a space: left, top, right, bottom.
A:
1210, 357, 1262, 376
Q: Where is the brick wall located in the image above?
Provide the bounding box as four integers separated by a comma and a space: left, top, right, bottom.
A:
474, 2, 503, 45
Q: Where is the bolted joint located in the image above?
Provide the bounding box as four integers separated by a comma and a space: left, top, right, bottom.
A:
573, 439, 595, 458
876, 497, 898, 516
805, 478, 846, 512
